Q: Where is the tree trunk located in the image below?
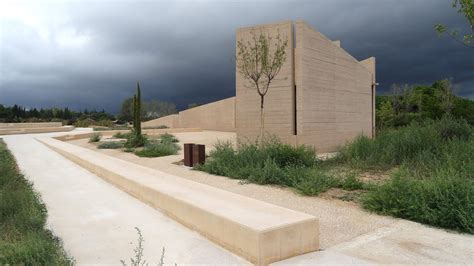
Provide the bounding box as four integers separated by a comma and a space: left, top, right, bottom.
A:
260, 95, 265, 142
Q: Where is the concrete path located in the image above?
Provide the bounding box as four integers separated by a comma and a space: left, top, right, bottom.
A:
2, 132, 249, 265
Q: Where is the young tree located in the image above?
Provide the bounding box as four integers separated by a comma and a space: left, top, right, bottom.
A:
439, 78, 456, 114
435, 0, 474, 48
236, 32, 288, 138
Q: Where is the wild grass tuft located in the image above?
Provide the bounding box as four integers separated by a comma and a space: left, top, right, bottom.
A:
97, 141, 124, 149
88, 132, 102, 143
0, 139, 74, 265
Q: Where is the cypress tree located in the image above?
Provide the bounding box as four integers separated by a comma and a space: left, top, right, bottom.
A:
136, 81, 141, 135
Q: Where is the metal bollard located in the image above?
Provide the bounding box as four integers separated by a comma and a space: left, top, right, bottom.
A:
192, 144, 205, 166
183, 143, 194, 167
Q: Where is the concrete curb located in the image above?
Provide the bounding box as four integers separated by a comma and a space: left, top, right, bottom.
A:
37, 137, 320, 265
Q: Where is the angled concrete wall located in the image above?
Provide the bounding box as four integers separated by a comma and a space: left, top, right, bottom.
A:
142, 114, 180, 128
142, 97, 235, 132
179, 97, 235, 132
293, 21, 375, 152
235, 21, 296, 142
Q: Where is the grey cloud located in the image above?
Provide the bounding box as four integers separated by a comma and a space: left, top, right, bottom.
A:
0, 0, 472, 113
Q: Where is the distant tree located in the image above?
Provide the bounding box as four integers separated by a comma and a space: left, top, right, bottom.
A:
119, 97, 134, 122
144, 100, 177, 119
435, 0, 474, 48
125, 81, 146, 148
438, 78, 456, 114
187, 103, 201, 109
236, 32, 288, 138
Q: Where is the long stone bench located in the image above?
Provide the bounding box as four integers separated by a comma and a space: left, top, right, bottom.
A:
38, 137, 319, 265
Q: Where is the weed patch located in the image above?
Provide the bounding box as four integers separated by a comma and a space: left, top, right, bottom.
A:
0, 139, 73, 264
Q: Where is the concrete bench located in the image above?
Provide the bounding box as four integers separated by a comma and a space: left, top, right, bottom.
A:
0, 126, 74, 135
38, 137, 319, 265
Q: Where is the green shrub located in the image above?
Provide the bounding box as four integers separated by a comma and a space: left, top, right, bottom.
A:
197, 139, 320, 187
134, 141, 179, 157
337, 117, 473, 171
337, 172, 365, 190
0, 140, 73, 265
124, 130, 147, 148
88, 133, 102, 143
74, 118, 95, 127
363, 173, 473, 233
97, 141, 124, 149
113, 132, 131, 139
337, 116, 474, 233
292, 168, 338, 196
159, 133, 179, 143
435, 115, 471, 141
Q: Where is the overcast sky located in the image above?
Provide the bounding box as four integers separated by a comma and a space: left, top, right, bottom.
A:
0, 0, 472, 113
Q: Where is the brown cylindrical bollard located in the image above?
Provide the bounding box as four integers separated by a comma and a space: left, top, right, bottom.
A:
192, 144, 206, 166
183, 143, 194, 167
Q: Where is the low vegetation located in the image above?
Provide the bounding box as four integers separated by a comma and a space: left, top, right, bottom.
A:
198, 116, 474, 233
142, 125, 169, 129
113, 132, 132, 139
120, 227, 165, 266
134, 134, 180, 157
89, 132, 102, 143
340, 116, 473, 233
0, 139, 73, 264
97, 141, 124, 149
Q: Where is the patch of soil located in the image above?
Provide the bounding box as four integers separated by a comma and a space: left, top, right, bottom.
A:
359, 170, 392, 184
320, 188, 365, 204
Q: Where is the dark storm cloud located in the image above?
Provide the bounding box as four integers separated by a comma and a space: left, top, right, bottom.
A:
0, 0, 472, 113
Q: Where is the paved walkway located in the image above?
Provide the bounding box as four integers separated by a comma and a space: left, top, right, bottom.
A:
2, 132, 248, 265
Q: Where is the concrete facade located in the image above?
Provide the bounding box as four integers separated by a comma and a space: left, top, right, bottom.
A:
145, 21, 375, 152
236, 20, 375, 152
142, 97, 235, 132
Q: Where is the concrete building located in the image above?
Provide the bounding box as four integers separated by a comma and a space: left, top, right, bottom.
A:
143, 20, 376, 152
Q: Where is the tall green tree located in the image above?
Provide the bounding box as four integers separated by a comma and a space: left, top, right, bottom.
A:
435, 0, 474, 48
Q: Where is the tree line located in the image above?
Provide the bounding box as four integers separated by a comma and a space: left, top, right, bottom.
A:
376, 79, 474, 129
0, 104, 113, 124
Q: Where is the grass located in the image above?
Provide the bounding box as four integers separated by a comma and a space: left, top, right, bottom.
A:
197, 116, 474, 233
134, 134, 180, 158
97, 141, 124, 149
142, 125, 169, 129
113, 132, 132, 139
0, 139, 74, 265
89, 132, 102, 143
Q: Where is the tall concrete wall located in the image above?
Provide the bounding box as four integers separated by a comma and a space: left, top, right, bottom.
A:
293, 21, 375, 152
235, 21, 296, 142
142, 97, 235, 132
235, 21, 376, 152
